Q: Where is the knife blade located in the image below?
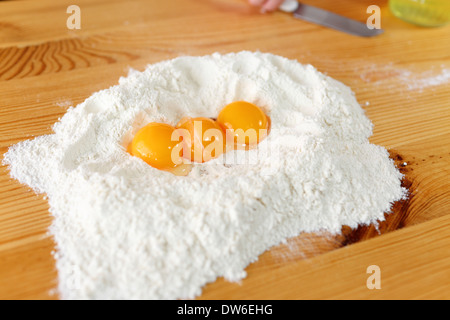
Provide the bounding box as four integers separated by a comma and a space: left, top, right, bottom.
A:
279, 0, 384, 37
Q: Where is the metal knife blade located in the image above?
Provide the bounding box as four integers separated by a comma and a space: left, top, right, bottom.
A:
280, 1, 384, 37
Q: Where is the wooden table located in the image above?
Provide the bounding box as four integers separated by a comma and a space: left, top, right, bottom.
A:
1, 0, 449, 300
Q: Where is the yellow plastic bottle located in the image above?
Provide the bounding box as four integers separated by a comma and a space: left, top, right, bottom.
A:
389, 0, 450, 27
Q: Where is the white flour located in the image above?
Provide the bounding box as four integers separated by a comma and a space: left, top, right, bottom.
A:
3, 52, 406, 299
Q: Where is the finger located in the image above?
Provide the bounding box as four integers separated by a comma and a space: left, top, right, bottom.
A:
262, 0, 285, 12
249, 0, 266, 7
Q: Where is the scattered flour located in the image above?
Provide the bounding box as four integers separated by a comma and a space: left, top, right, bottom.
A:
359, 62, 450, 93
400, 68, 450, 91
3, 52, 406, 299
55, 100, 74, 108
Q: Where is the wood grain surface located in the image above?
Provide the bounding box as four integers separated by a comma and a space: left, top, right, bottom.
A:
0, 0, 449, 300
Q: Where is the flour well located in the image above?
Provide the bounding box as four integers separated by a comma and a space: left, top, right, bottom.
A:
3, 52, 406, 299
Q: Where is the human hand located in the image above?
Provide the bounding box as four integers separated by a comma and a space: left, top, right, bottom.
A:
248, 0, 286, 13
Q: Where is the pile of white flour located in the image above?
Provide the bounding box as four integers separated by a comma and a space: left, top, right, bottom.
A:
3, 52, 406, 299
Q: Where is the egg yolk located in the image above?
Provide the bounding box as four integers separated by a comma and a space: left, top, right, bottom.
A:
176, 117, 226, 163
129, 122, 190, 175
217, 101, 270, 148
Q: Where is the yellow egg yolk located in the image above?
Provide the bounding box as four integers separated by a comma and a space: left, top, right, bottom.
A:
176, 117, 226, 163
217, 101, 270, 148
129, 122, 190, 175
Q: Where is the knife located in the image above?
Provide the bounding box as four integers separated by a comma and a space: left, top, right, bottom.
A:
279, 0, 384, 37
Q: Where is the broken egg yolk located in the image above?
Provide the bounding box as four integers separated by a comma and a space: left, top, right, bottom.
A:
176, 117, 226, 163
217, 101, 270, 148
129, 122, 190, 175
